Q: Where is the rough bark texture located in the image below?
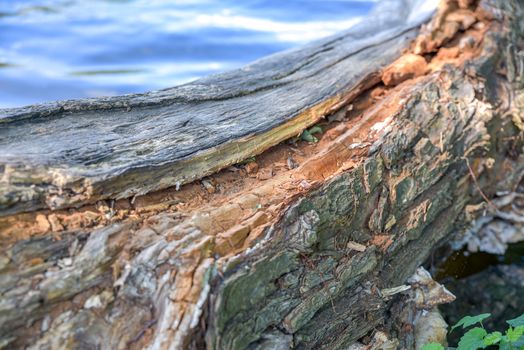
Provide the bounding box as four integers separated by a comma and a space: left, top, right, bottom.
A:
1, 0, 524, 349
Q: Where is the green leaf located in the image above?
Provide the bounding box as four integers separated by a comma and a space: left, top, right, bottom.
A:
457, 327, 488, 350
498, 337, 512, 350
308, 126, 323, 135
300, 130, 318, 143
507, 326, 524, 343
421, 343, 445, 350
239, 156, 256, 165
483, 331, 502, 346
508, 314, 524, 327
451, 313, 491, 332
497, 336, 511, 350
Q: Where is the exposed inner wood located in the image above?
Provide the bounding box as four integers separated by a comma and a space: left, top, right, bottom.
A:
2, 0, 524, 349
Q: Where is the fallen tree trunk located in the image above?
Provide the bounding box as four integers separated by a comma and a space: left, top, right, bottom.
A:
1, 0, 524, 349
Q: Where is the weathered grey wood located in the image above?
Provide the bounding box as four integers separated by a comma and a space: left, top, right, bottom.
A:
2, 0, 524, 350
0, 0, 436, 216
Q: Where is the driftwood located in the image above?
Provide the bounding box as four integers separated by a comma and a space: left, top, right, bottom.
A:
1, 0, 524, 349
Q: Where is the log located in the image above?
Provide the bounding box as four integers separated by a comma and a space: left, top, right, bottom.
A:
1, 0, 524, 349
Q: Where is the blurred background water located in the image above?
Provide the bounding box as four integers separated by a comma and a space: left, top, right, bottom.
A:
0, 0, 374, 108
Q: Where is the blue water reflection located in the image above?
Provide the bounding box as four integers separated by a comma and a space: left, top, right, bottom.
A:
0, 0, 374, 107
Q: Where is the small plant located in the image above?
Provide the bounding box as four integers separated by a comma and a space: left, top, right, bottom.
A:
421, 313, 524, 350
300, 125, 323, 143
238, 156, 256, 165
423, 344, 446, 350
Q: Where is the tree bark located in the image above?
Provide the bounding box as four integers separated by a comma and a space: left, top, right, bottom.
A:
1, 0, 524, 349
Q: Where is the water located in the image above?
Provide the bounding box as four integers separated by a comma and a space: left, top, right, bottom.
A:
0, 0, 374, 108
436, 241, 524, 281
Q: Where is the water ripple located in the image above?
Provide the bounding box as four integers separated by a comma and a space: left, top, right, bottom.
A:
0, 0, 374, 107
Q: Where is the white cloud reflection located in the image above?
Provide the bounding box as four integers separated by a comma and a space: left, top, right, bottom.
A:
192, 13, 363, 42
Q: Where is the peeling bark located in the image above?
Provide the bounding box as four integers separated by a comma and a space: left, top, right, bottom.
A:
1, 0, 524, 349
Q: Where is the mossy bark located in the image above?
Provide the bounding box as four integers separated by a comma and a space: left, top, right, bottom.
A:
1, 0, 524, 349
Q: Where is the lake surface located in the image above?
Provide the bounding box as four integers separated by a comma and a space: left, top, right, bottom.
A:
0, 0, 374, 108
